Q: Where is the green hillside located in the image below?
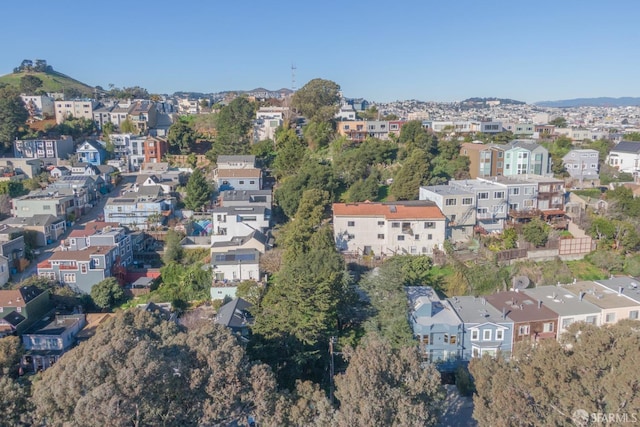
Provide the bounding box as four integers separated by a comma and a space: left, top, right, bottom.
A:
0, 70, 95, 96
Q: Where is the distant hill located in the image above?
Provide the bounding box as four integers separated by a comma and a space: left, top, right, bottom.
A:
535, 97, 640, 107
0, 70, 95, 97
460, 97, 526, 108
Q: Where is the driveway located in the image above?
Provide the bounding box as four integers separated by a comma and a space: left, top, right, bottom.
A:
438, 385, 477, 427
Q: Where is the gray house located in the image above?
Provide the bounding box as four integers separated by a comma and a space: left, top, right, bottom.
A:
215, 297, 254, 338
21, 314, 86, 372
407, 286, 463, 372
449, 179, 509, 232
419, 185, 476, 242
448, 296, 514, 360
37, 246, 119, 294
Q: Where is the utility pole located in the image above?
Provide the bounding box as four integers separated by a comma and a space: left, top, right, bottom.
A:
329, 336, 337, 405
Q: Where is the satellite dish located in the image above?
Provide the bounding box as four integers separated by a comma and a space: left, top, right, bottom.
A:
512, 276, 530, 290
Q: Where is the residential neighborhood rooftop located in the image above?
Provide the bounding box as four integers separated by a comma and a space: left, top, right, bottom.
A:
447, 295, 510, 324
523, 285, 602, 317
332, 201, 444, 219
484, 291, 558, 323
562, 281, 640, 310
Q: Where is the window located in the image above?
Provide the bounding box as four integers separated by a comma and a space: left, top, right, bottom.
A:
43, 205, 51, 210
543, 322, 554, 333
378, 221, 385, 226
444, 334, 449, 343
518, 325, 530, 336
606, 313, 616, 323
392, 222, 400, 228
585, 316, 597, 325
483, 329, 492, 341
239, 180, 245, 185
509, 188, 520, 195
81, 264, 87, 274
562, 318, 574, 329
473, 347, 480, 358
63, 273, 76, 283
377, 234, 384, 239
427, 234, 433, 240
462, 197, 473, 205
497, 151, 504, 158
478, 192, 489, 200
450, 335, 456, 344
397, 235, 405, 241
422, 335, 429, 345
497, 161, 503, 168
445, 198, 457, 206
630, 310, 639, 320
347, 221, 355, 227
496, 330, 504, 341
414, 234, 420, 240
424, 222, 435, 229
249, 180, 255, 184
471, 330, 479, 341
16, 307, 21, 313
494, 191, 505, 199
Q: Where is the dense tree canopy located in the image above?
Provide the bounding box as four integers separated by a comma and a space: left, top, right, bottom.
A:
213, 97, 256, 156
470, 320, 640, 427
291, 78, 341, 123
334, 333, 443, 427
31, 310, 277, 426
90, 277, 126, 310
167, 119, 197, 154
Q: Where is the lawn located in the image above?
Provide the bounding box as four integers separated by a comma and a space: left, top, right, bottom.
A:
566, 260, 608, 281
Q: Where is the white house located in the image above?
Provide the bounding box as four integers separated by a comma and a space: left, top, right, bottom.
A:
211, 206, 271, 243
606, 141, 640, 175
210, 249, 260, 282
332, 201, 446, 256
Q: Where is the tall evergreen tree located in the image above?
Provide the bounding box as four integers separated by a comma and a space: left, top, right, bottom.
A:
0, 85, 28, 149
250, 226, 348, 388
184, 168, 212, 211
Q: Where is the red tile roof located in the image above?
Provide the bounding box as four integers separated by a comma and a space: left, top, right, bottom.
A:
332, 201, 445, 220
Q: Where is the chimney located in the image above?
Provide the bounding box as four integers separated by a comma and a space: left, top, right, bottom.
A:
502, 307, 506, 319
579, 291, 585, 301
538, 300, 542, 309
618, 286, 624, 296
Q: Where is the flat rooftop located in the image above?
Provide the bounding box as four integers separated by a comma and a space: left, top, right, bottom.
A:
523, 286, 601, 317
563, 281, 640, 310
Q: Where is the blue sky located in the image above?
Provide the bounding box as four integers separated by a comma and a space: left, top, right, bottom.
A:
2, 0, 639, 103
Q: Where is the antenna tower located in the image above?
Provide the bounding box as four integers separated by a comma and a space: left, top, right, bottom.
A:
291, 63, 297, 92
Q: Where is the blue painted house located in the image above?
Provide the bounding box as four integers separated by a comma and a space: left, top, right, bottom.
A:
407, 286, 463, 372
76, 140, 106, 166
448, 296, 514, 361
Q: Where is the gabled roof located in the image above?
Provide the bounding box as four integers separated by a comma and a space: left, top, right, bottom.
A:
46, 246, 115, 262
0, 311, 26, 327
611, 141, 640, 154
77, 140, 104, 152
0, 286, 44, 307
215, 298, 253, 329
333, 201, 444, 220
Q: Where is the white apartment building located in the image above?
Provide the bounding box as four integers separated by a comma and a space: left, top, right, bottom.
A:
54, 99, 99, 124
332, 201, 446, 256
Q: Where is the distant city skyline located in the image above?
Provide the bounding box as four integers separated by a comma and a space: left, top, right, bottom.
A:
2, 0, 639, 103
